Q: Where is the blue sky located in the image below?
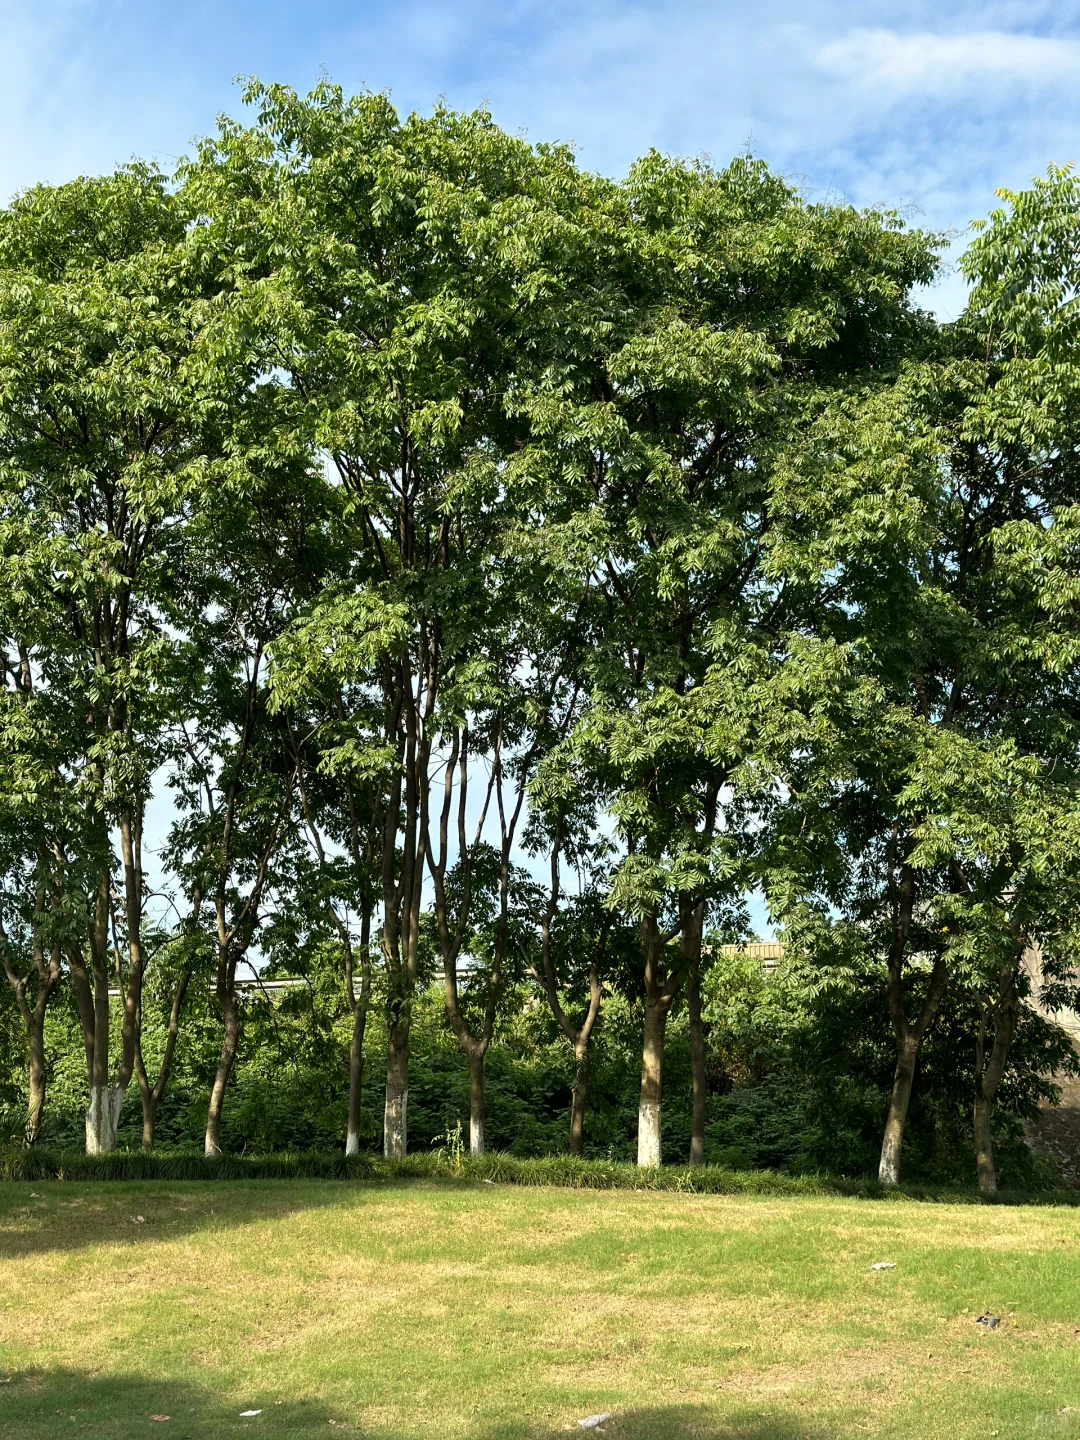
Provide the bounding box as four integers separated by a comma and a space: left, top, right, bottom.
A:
3, 1, 1080, 315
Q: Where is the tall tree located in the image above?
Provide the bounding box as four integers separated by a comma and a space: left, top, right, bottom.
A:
539, 153, 939, 1164
186, 81, 619, 1155
286, 704, 385, 1156
167, 460, 321, 1156
0, 166, 261, 1152
760, 170, 1080, 1184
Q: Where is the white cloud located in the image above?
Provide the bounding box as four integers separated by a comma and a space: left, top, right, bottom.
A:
816, 27, 1080, 91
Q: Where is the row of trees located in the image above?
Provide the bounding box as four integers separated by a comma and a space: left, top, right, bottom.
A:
2, 82, 1080, 1192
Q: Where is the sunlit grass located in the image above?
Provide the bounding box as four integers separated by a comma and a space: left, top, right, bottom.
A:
1, 1178, 1078, 1438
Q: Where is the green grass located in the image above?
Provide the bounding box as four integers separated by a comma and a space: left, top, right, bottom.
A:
2, 1177, 1080, 1439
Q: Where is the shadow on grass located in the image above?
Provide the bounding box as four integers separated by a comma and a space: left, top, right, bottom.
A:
0, 1366, 358, 1439
0, 1178, 389, 1260
0, 1369, 836, 1440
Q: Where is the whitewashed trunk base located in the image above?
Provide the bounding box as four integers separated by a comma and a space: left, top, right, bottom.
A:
637, 1099, 662, 1167
85, 1084, 126, 1156
470, 1115, 484, 1157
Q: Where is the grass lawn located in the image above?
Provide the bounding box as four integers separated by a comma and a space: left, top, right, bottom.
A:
1, 1179, 1079, 1438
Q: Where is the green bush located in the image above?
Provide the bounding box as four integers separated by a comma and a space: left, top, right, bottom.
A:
0, 946, 1070, 1191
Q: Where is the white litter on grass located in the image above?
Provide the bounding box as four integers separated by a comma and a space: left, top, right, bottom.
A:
132, 1215, 145, 1224
240, 1410, 262, 1418
870, 1261, 896, 1270
578, 1415, 612, 1430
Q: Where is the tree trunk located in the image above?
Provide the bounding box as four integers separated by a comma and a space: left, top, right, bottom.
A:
205, 992, 240, 1156
877, 860, 948, 1187
878, 1036, 917, 1186
973, 1090, 995, 1194
2, 934, 61, 1149
569, 1041, 589, 1157
384, 1017, 410, 1159
68, 948, 96, 1094
638, 998, 667, 1167
468, 1048, 485, 1157
134, 967, 190, 1151
134, 1044, 156, 1149
25, 1023, 46, 1147
688, 962, 711, 1166
973, 964, 1019, 1196
346, 999, 367, 1157
90, 880, 113, 1149
343, 908, 371, 1158
637, 912, 680, 1168
533, 833, 605, 1159
79, 870, 120, 1155
85, 1083, 126, 1155
141, 1099, 155, 1150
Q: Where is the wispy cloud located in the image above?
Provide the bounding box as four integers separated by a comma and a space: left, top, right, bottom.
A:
816, 28, 1080, 91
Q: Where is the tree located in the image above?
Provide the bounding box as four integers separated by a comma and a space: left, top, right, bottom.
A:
758, 164, 1080, 1183
186, 81, 620, 1155
130, 910, 206, 1149
167, 459, 321, 1156
0, 165, 262, 1152
535, 153, 939, 1164
0, 855, 63, 1144
286, 702, 385, 1156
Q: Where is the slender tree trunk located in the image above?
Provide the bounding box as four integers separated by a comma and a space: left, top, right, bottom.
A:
344, 912, 371, 1158
205, 992, 240, 1157
384, 1015, 410, 1159
637, 912, 681, 1167
569, 1041, 590, 1157
638, 997, 667, 1167
115, 812, 144, 1094
379, 650, 431, 1162
879, 1035, 917, 1186
469, 1048, 486, 1157
68, 948, 96, 1093
973, 963, 1019, 1196
86, 869, 123, 1155
81, 815, 146, 1157
427, 724, 510, 1164
346, 1001, 367, 1157
687, 963, 707, 1166
877, 861, 948, 1187
973, 1091, 995, 1193
135, 967, 191, 1150
292, 726, 377, 1162
134, 1043, 155, 1149
25, 1023, 46, 1146
2, 905, 61, 1147
533, 835, 605, 1157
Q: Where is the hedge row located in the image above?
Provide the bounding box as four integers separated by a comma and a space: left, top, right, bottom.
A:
0, 1148, 1076, 1204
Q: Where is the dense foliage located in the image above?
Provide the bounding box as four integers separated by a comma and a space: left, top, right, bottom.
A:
2, 85, 1080, 1192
